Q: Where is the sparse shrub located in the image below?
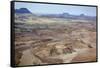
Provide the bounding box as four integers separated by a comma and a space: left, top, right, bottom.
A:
50, 46, 60, 56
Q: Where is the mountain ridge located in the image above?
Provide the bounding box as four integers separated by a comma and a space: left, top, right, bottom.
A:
15, 8, 96, 21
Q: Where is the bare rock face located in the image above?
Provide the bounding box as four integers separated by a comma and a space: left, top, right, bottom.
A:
69, 29, 96, 49
71, 48, 96, 62
42, 58, 63, 64
15, 51, 22, 65
35, 48, 51, 58
30, 44, 64, 64
14, 11, 96, 65
49, 46, 60, 56
33, 42, 76, 59
88, 44, 93, 48
32, 45, 60, 58
63, 46, 75, 54
33, 54, 63, 64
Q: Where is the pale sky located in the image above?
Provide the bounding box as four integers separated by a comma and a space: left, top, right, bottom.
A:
15, 2, 96, 16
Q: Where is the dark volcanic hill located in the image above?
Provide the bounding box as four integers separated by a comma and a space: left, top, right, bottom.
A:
15, 8, 32, 14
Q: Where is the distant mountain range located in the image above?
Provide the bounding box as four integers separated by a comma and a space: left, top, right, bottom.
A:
15, 8, 96, 21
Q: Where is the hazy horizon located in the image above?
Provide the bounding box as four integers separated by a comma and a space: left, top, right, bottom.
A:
15, 2, 96, 16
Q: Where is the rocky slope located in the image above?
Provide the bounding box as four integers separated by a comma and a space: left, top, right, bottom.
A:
14, 9, 97, 66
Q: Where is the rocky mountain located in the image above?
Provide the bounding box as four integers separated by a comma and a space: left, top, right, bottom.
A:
15, 8, 32, 14
15, 8, 96, 21
40, 13, 96, 21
